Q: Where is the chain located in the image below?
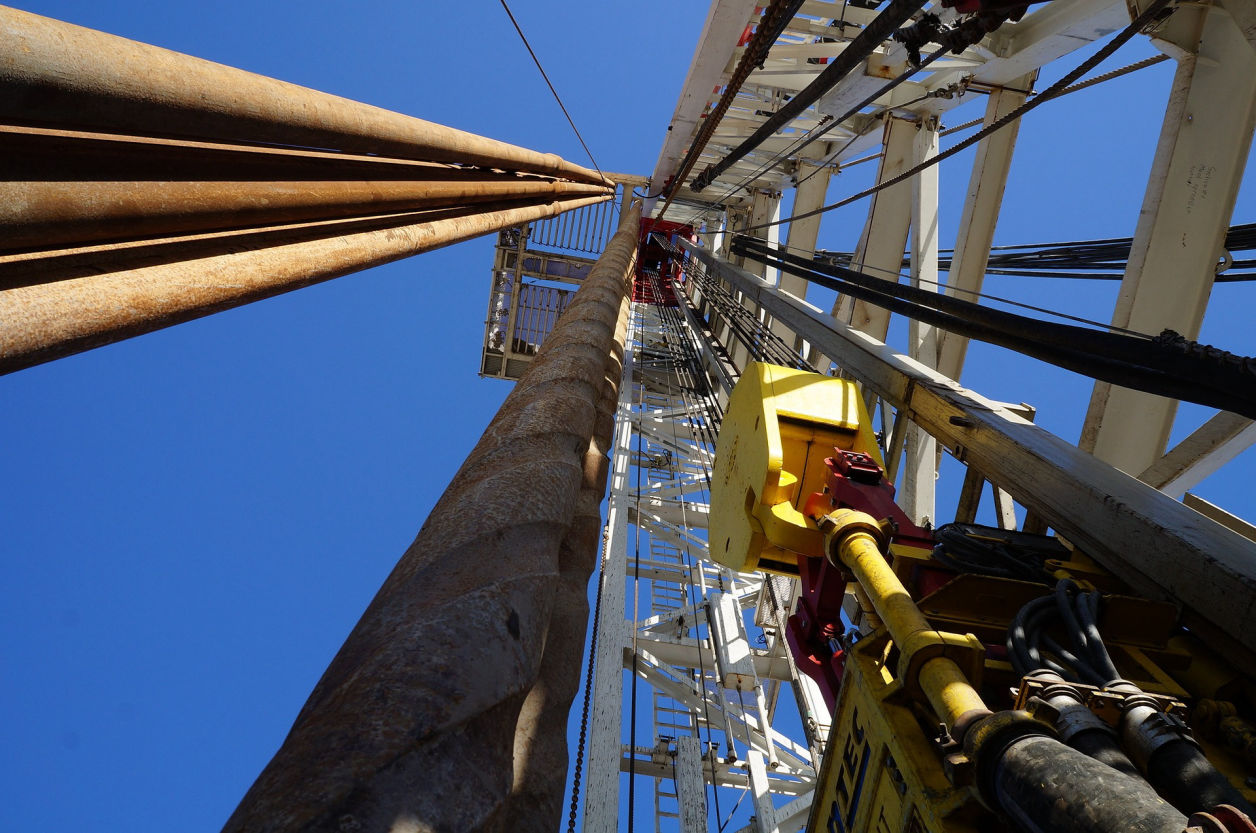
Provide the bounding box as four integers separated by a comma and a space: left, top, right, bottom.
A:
566, 533, 608, 833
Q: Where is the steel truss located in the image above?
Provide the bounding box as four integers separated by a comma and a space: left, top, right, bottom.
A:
582, 284, 826, 833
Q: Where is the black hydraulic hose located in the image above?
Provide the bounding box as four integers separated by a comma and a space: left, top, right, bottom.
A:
1021, 603, 1056, 672
1036, 633, 1103, 687
992, 735, 1187, 833
1142, 740, 1256, 818
1054, 579, 1091, 662
1066, 730, 1143, 782
1007, 595, 1055, 677
692, 0, 926, 191
1116, 694, 1256, 819
1077, 591, 1120, 683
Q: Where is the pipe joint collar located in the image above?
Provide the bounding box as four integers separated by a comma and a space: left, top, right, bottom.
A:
963, 709, 1055, 809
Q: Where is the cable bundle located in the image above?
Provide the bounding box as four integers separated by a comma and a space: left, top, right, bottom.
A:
1006, 579, 1121, 685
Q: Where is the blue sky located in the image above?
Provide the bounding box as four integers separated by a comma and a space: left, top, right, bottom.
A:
3, 2, 1255, 831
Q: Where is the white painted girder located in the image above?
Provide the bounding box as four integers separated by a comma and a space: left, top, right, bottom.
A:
1083, 0, 1256, 474
648, 0, 761, 199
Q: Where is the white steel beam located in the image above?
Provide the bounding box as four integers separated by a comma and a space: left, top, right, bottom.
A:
1082, 2, 1256, 473
901, 117, 940, 527
674, 736, 708, 833
1184, 492, 1256, 544
834, 115, 917, 339
935, 72, 1035, 383
635, 635, 794, 682
771, 159, 833, 353
582, 343, 636, 833
1138, 411, 1256, 499
748, 751, 780, 833
621, 751, 813, 795
648, 0, 761, 202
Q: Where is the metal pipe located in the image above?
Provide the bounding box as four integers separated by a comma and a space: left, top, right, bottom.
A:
819, 508, 987, 731
991, 735, 1187, 833
224, 200, 642, 833
0, 179, 611, 251
0, 7, 610, 186
0, 194, 609, 374
503, 224, 634, 832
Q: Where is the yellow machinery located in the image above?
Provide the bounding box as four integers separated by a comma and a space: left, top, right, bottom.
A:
711, 362, 1256, 833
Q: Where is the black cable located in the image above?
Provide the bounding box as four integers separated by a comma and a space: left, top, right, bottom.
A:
1009, 580, 1119, 686
734, 238, 1256, 419
1077, 590, 1120, 683
769, 235, 1152, 335
1055, 579, 1091, 661
498, 0, 606, 181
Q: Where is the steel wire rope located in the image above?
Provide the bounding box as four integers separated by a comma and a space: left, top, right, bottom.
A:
650, 248, 838, 823
736, 0, 1175, 235
656, 235, 817, 371
679, 43, 1168, 230
673, 256, 807, 370
566, 522, 609, 833
654, 245, 825, 790
694, 0, 930, 191
790, 46, 950, 189
498, 0, 607, 181
566, 307, 644, 833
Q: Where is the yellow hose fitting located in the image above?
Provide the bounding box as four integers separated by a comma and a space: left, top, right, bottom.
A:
815, 508, 886, 567
820, 507, 990, 733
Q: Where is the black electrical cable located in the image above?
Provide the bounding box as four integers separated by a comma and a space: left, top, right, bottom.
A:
733, 237, 1256, 419
1009, 580, 1121, 685
757, 236, 1153, 336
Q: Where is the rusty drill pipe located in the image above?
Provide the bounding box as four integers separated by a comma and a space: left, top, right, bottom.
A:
0, 178, 611, 251
0, 8, 609, 186
223, 201, 642, 833
0, 194, 609, 373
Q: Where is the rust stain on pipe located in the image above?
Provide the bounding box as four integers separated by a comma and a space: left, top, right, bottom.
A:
0, 179, 610, 250
223, 201, 642, 833
0, 8, 610, 186
0, 194, 610, 373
